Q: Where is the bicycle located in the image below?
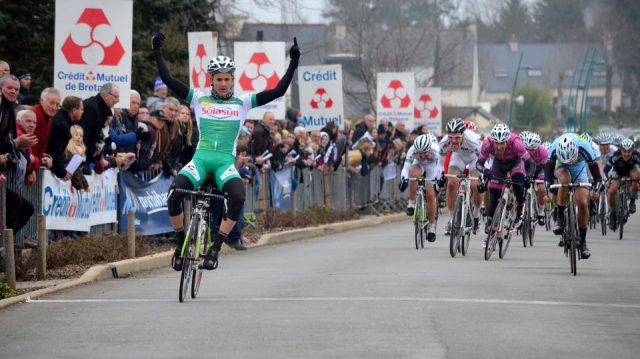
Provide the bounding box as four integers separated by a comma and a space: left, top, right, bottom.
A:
484, 177, 519, 261
597, 182, 608, 236
175, 188, 227, 302
521, 179, 545, 248
612, 178, 637, 240
409, 177, 436, 250
549, 182, 591, 276
445, 173, 479, 258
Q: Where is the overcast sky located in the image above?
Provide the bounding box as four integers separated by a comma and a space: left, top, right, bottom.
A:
233, 0, 328, 24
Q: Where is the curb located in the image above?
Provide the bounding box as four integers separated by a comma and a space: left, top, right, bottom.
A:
0, 213, 407, 310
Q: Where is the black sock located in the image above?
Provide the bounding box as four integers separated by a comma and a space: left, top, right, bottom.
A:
174, 228, 185, 247
213, 231, 228, 252
579, 228, 587, 243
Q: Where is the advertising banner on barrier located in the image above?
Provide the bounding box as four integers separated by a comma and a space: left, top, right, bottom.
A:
414, 87, 442, 135
41, 169, 118, 231
118, 171, 173, 235
234, 41, 286, 120
270, 166, 293, 210
188, 31, 218, 94
376, 72, 414, 127
53, 0, 133, 108
298, 64, 344, 131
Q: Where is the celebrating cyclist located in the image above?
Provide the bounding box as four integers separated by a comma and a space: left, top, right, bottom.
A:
604, 138, 640, 229
519, 131, 548, 225
399, 134, 442, 242
545, 134, 601, 259
438, 118, 482, 234
476, 123, 534, 235
152, 30, 300, 271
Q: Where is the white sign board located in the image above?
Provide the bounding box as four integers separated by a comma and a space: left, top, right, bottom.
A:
414, 87, 442, 135
54, 0, 133, 108
188, 31, 218, 94
234, 42, 286, 120
298, 64, 344, 131
376, 72, 414, 127
41, 169, 118, 231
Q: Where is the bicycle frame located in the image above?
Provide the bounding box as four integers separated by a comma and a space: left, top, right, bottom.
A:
446, 174, 478, 232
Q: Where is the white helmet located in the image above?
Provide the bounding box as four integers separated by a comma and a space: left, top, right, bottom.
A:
426, 133, 437, 144
581, 132, 593, 144
621, 138, 634, 150
413, 134, 432, 153
207, 56, 236, 75
542, 141, 551, 150
490, 123, 510, 143
521, 132, 541, 150
613, 134, 624, 146
596, 132, 612, 145
556, 135, 579, 164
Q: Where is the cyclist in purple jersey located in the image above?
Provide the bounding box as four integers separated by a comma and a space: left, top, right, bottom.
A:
476, 123, 535, 234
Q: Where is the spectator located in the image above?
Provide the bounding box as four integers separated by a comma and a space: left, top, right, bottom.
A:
0, 60, 9, 77
65, 125, 90, 191
15, 109, 39, 186
249, 111, 275, 171
32, 87, 61, 163
177, 104, 196, 165
0, 75, 36, 244
14, 68, 31, 103
80, 82, 120, 171
391, 120, 407, 142
352, 114, 375, 144
48, 96, 84, 180
147, 76, 168, 112
137, 105, 150, 122
112, 90, 141, 153
153, 97, 180, 165
129, 109, 166, 174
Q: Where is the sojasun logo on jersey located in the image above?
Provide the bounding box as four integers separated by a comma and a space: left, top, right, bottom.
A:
200, 103, 239, 119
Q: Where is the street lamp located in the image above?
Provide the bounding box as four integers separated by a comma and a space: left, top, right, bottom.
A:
579, 58, 606, 132
508, 51, 532, 129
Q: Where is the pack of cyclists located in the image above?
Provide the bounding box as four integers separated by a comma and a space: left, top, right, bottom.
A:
399, 116, 639, 260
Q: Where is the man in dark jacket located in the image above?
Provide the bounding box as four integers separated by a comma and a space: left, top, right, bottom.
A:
128, 109, 167, 174
351, 114, 375, 145
47, 96, 84, 180
80, 83, 120, 167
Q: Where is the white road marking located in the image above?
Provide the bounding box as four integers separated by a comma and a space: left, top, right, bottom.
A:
26, 296, 640, 309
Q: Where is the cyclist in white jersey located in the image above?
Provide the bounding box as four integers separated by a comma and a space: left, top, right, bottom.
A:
596, 132, 618, 170
438, 118, 482, 234
153, 30, 300, 271
399, 134, 442, 242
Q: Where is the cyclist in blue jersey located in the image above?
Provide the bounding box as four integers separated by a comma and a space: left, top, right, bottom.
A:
545, 133, 602, 259
152, 30, 300, 271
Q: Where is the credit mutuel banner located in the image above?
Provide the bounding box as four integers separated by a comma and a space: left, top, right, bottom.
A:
298, 64, 344, 131
54, 0, 133, 108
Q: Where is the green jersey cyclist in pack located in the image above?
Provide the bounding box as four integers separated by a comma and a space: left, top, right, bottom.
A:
152, 29, 300, 271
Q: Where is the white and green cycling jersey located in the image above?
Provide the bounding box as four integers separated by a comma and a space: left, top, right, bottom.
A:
180, 89, 258, 187
187, 88, 258, 155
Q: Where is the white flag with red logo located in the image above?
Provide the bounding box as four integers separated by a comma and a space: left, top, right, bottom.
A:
414, 87, 442, 136
53, 0, 133, 108
376, 72, 414, 127
297, 64, 344, 131
188, 32, 218, 94
234, 42, 286, 120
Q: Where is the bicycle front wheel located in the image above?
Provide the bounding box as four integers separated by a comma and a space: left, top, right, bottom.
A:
191, 221, 208, 299
618, 191, 625, 240
450, 197, 463, 258
179, 244, 194, 302
414, 193, 424, 250
522, 193, 530, 247
567, 204, 577, 275
599, 195, 607, 236
485, 199, 505, 261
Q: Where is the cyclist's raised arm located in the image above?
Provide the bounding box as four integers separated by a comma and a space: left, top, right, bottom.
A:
152, 29, 189, 100
255, 38, 300, 106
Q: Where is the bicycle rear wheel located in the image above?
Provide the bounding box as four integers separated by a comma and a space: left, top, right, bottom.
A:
485, 199, 505, 260
191, 221, 208, 299
450, 197, 462, 258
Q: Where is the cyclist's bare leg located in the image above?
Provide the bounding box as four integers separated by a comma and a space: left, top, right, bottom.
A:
554, 168, 571, 206
170, 215, 184, 231
608, 180, 620, 210
536, 183, 546, 205
446, 167, 461, 213
469, 170, 481, 214
575, 188, 590, 228
426, 186, 437, 224
407, 165, 422, 202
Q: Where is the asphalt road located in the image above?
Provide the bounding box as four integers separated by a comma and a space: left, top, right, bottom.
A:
1, 215, 639, 359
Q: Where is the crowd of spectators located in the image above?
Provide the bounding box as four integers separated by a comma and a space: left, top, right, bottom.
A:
0, 58, 423, 250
